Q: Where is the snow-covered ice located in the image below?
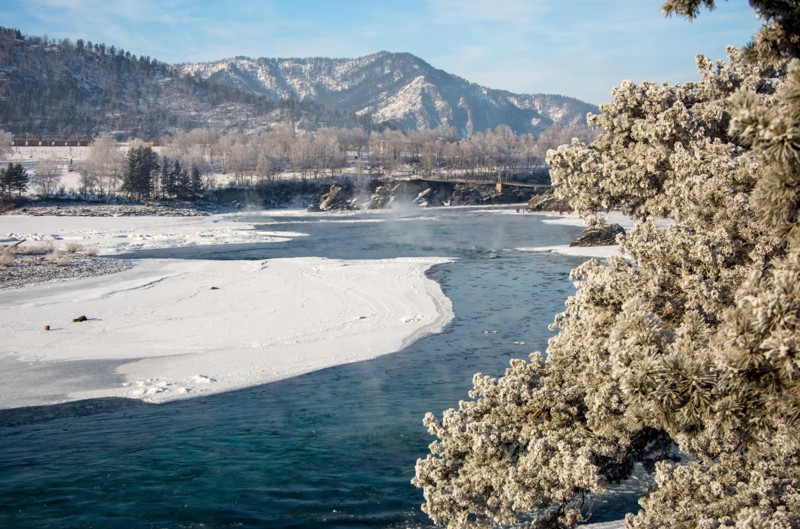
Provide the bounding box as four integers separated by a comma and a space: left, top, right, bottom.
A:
0, 213, 305, 255
0, 213, 453, 409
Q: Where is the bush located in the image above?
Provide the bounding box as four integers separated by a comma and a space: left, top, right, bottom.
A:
63, 241, 81, 254
17, 241, 53, 256
0, 250, 14, 267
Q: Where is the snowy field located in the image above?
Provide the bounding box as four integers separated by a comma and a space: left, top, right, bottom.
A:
4, 145, 103, 194
0, 213, 453, 408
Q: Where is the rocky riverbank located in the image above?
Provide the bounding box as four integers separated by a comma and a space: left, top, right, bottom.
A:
309, 180, 542, 211
0, 252, 132, 289
4, 200, 214, 217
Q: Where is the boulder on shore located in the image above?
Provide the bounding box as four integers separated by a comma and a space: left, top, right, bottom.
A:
527, 191, 571, 212
365, 183, 398, 209
570, 222, 625, 247
316, 184, 355, 211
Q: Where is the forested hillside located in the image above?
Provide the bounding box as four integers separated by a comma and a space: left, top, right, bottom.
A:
0, 27, 369, 139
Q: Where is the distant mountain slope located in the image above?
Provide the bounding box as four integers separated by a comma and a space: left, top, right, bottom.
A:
180, 51, 598, 137
0, 28, 367, 138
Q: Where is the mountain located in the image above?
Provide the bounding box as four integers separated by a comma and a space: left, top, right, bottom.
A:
180, 51, 598, 137
0, 28, 368, 139
0, 27, 598, 139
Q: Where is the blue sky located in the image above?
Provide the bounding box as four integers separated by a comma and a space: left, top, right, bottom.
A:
2, 0, 762, 105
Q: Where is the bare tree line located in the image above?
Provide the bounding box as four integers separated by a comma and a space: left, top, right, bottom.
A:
2, 123, 598, 198
158, 123, 598, 185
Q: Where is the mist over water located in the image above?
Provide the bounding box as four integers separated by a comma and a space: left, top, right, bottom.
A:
0, 207, 641, 528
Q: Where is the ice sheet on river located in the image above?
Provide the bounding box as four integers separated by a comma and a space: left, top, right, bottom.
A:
0, 214, 453, 408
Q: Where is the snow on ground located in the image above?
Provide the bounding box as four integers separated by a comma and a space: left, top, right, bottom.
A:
518, 244, 621, 259
0, 213, 453, 409
517, 211, 634, 259
533, 210, 636, 230
0, 213, 304, 255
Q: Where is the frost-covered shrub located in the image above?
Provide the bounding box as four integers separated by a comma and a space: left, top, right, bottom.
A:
17, 241, 53, 256
47, 251, 71, 267
0, 249, 14, 267
414, 2, 800, 528
63, 241, 81, 254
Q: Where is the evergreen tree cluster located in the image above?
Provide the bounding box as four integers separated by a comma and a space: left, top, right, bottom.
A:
121, 145, 159, 200
414, 2, 800, 528
160, 156, 202, 200
0, 162, 28, 198
119, 144, 204, 201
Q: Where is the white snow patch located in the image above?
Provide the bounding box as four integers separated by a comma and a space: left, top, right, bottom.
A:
0, 214, 454, 409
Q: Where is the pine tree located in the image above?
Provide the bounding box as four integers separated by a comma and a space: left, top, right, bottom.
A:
160, 155, 175, 197
1, 163, 29, 197
174, 160, 190, 199
121, 145, 158, 200
0, 163, 9, 198
413, 3, 800, 528
190, 166, 203, 200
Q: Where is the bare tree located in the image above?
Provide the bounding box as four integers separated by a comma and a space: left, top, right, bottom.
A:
0, 130, 12, 162
79, 135, 125, 195
31, 157, 62, 197
314, 128, 345, 177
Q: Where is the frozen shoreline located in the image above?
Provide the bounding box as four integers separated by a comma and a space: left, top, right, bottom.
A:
519, 211, 634, 259
0, 213, 453, 409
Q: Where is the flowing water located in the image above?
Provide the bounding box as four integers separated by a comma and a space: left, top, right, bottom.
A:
0, 207, 644, 528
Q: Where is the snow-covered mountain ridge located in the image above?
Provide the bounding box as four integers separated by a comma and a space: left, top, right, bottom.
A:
179, 51, 598, 137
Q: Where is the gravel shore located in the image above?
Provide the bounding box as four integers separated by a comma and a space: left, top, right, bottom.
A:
4, 202, 212, 217
0, 253, 133, 290
0, 201, 225, 289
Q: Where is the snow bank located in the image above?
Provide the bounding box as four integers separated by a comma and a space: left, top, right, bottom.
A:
533, 210, 637, 230
0, 213, 303, 255
0, 214, 454, 409
515, 211, 632, 259
517, 245, 621, 259
522, 211, 670, 259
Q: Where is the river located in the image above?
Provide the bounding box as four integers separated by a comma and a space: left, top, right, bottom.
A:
0, 206, 643, 528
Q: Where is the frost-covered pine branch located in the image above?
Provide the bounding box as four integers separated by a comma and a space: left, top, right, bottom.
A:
414, 2, 800, 528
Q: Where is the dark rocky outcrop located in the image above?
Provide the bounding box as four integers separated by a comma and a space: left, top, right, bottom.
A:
527, 190, 572, 212
365, 183, 399, 209
570, 222, 625, 247
364, 180, 452, 208
316, 184, 355, 211
361, 180, 537, 209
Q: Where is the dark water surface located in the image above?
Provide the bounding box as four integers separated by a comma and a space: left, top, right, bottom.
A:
0, 207, 640, 528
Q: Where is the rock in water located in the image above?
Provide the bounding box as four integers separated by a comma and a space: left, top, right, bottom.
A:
570, 223, 625, 247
